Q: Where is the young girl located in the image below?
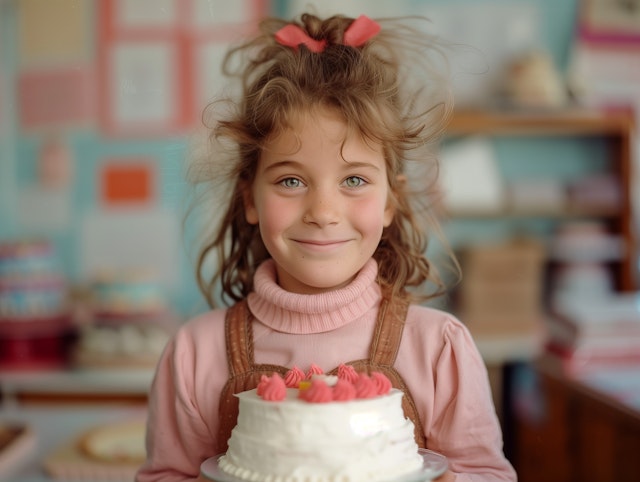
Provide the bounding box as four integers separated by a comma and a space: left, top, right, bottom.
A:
136, 12, 516, 482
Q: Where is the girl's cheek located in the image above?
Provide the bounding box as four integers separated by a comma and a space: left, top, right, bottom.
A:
262, 197, 297, 224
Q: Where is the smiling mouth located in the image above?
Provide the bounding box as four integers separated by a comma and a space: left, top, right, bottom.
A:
293, 239, 349, 250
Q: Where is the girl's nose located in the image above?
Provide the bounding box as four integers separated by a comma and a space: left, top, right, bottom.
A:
303, 189, 340, 226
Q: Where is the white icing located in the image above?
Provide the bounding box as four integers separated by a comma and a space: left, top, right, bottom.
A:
311, 374, 338, 386
219, 388, 423, 482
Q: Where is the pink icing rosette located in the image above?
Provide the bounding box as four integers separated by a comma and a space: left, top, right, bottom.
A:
299, 378, 333, 403
258, 364, 394, 403
371, 371, 392, 395
354, 373, 378, 399
256, 374, 271, 397
261, 373, 287, 401
332, 378, 357, 401
284, 366, 305, 388
337, 363, 359, 384
305, 363, 324, 379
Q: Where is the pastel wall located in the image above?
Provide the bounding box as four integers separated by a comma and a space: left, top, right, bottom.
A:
0, 0, 582, 318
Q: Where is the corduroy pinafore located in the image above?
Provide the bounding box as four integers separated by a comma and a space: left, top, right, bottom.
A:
216, 295, 427, 454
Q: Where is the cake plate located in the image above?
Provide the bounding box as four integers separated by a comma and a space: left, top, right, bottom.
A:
201, 448, 448, 482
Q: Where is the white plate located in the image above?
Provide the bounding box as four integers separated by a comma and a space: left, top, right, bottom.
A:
201, 448, 448, 482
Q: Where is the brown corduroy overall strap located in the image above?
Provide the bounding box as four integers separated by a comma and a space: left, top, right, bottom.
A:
330, 295, 427, 449
216, 300, 288, 455
216, 295, 427, 455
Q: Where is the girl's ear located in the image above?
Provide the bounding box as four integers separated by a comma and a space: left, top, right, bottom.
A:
242, 183, 259, 225
383, 174, 405, 227
383, 201, 395, 227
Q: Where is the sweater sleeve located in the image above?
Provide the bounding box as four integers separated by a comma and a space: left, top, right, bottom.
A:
136, 314, 227, 482
427, 320, 517, 482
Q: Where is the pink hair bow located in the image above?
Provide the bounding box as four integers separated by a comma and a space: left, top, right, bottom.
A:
275, 15, 380, 52
343, 15, 381, 47
275, 24, 327, 53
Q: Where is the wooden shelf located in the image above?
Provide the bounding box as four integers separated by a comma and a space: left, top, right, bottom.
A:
448, 206, 621, 220
447, 108, 635, 137
444, 107, 637, 292
474, 331, 545, 365
0, 369, 153, 405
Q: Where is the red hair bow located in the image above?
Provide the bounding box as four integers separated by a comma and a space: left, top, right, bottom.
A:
275, 15, 380, 52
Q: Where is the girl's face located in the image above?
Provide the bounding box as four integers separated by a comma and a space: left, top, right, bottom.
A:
244, 108, 394, 294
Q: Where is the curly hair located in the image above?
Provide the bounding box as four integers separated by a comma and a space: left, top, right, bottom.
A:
188, 13, 458, 307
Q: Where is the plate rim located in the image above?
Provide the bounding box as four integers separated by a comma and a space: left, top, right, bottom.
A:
201, 448, 447, 482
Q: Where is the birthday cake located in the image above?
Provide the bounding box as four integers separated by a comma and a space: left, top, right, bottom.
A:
91, 271, 166, 317
0, 239, 73, 369
0, 239, 67, 320
217, 365, 424, 482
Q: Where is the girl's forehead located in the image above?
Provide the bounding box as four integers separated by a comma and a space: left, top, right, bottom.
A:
266, 106, 381, 153
285, 109, 345, 139
281, 106, 344, 132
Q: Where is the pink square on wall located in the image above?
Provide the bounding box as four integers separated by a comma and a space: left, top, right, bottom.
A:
98, 0, 270, 135
18, 67, 96, 129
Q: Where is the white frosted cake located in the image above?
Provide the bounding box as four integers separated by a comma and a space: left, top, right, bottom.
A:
218, 366, 424, 482
0, 239, 67, 320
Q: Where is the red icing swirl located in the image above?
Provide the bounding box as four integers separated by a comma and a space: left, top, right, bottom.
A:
261, 373, 286, 401
371, 371, 392, 395
284, 366, 305, 388
305, 363, 324, 379
332, 379, 357, 401
299, 378, 333, 403
337, 363, 359, 384
354, 373, 378, 399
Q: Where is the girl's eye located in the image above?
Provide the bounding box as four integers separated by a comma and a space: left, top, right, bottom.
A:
280, 178, 302, 188
344, 176, 366, 188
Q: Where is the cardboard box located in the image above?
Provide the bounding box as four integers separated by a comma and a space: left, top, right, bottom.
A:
459, 239, 546, 335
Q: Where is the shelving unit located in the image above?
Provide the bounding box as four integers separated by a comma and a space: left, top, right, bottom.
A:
446, 107, 636, 292
445, 108, 638, 476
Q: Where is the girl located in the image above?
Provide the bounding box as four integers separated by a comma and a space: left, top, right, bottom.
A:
136, 13, 516, 482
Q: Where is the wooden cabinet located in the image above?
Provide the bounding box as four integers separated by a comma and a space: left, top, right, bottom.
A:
512, 358, 640, 482
445, 108, 636, 293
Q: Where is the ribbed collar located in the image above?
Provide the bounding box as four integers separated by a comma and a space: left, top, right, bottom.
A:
247, 258, 382, 334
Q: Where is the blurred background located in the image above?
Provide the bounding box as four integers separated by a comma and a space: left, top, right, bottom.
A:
1, 1, 640, 481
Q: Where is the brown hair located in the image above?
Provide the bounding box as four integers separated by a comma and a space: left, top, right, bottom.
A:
189, 13, 458, 307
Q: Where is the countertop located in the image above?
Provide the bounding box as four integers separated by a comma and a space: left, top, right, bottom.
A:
0, 368, 152, 481
1, 403, 147, 482
0, 368, 154, 402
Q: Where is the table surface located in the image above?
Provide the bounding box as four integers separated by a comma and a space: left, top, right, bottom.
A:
0, 368, 154, 397
1, 404, 147, 482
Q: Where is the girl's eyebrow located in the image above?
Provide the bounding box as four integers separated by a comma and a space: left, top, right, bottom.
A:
342, 160, 381, 171
263, 159, 382, 172
262, 159, 300, 172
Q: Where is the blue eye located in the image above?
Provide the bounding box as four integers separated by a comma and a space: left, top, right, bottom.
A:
281, 178, 301, 188
344, 176, 365, 188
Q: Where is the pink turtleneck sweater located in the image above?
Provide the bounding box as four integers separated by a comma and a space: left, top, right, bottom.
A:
136, 259, 516, 482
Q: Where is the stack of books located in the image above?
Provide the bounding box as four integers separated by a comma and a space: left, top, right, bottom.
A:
545, 293, 640, 374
